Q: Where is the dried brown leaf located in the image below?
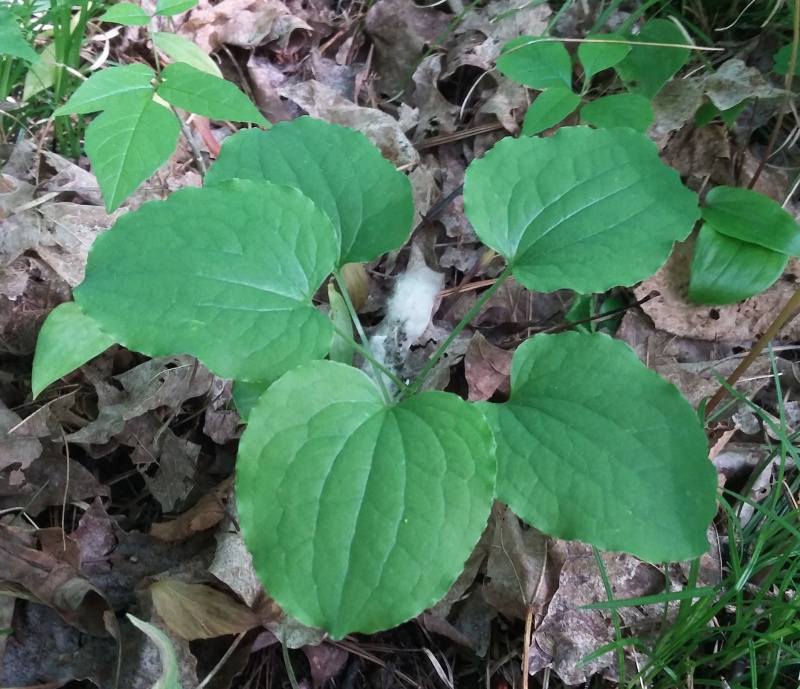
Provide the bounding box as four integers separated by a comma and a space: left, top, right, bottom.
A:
0, 523, 113, 636
464, 332, 512, 402
279, 80, 419, 166
150, 579, 262, 640
150, 476, 233, 542
180, 0, 311, 53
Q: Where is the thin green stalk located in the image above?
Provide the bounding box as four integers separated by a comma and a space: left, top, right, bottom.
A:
332, 267, 393, 403
404, 263, 513, 398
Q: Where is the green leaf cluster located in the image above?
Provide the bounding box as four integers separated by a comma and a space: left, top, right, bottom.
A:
33, 117, 718, 639
496, 22, 800, 311
499, 19, 691, 137
56, 57, 267, 211
50, 0, 265, 212
689, 187, 800, 304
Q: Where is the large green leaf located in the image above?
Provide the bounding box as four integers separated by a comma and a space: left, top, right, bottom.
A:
206, 117, 413, 264
463, 126, 699, 293
0, 7, 39, 62
689, 225, 788, 305
157, 62, 269, 125
74, 180, 338, 382
496, 36, 572, 90
55, 64, 155, 115
237, 360, 496, 638
151, 32, 222, 78
32, 302, 116, 398
85, 95, 180, 211
480, 332, 717, 563
522, 86, 581, 136
614, 19, 690, 99
578, 36, 630, 81
701, 186, 800, 256
579, 93, 654, 132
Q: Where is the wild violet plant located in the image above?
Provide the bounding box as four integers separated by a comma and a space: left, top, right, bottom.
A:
32, 116, 722, 638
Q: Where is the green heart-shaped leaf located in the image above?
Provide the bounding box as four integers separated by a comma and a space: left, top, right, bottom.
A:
580, 93, 654, 132
32, 302, 116, 398
463, 127, 699, 293
0, 7, 40, 62
155, 0, 199, 16
75, 180, 338, 382
237, 360, 496, 638
206, 117, 414, 265
85, 96, 180, 211
689, 225, 788, 305
157, 62, 269, 125
480, 332, 717, 563
151, 32, 221, 78
100, 3, 151, 26
56, 64, 155, 115
614, 19, 690, 99
578, 36, 630, 81
522, 87, 581, 136
701, 186, 800, 256
497, 37, 572, 90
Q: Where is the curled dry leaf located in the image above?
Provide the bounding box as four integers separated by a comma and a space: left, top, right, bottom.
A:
279, 80, 419, 167
0, 524, 113, 637
150, 476, 234, 542
150, 579, 273, 640
464, 332, 512, 402
180, 0, 311, 53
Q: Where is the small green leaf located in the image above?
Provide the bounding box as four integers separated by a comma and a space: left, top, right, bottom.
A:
55, 64, 155, 115
614, 19, 690, 99
463, 127, 699, 293
155, 0, 199, 16
773, 44, 800, 76
32, 302, 116, 398
701, 186, 800, 256
580, 93, 654, 132
237, 360, 496, 638
689, 224, 788, 305
206, 117, 414, 265
151, 32, 222, 78
75, 180, 338, 382
481, 332, 717, 563
232, 380, 269, 422
522, 87, 581, 136
127, 615, 183, 689
578, 36, 630, 81
85, 96, 180, 211
157, 62, 269, 125
497, 36, 572, 90
100, 2, 151, 26
0, 7, 39, 62
22, 42, 55, 101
